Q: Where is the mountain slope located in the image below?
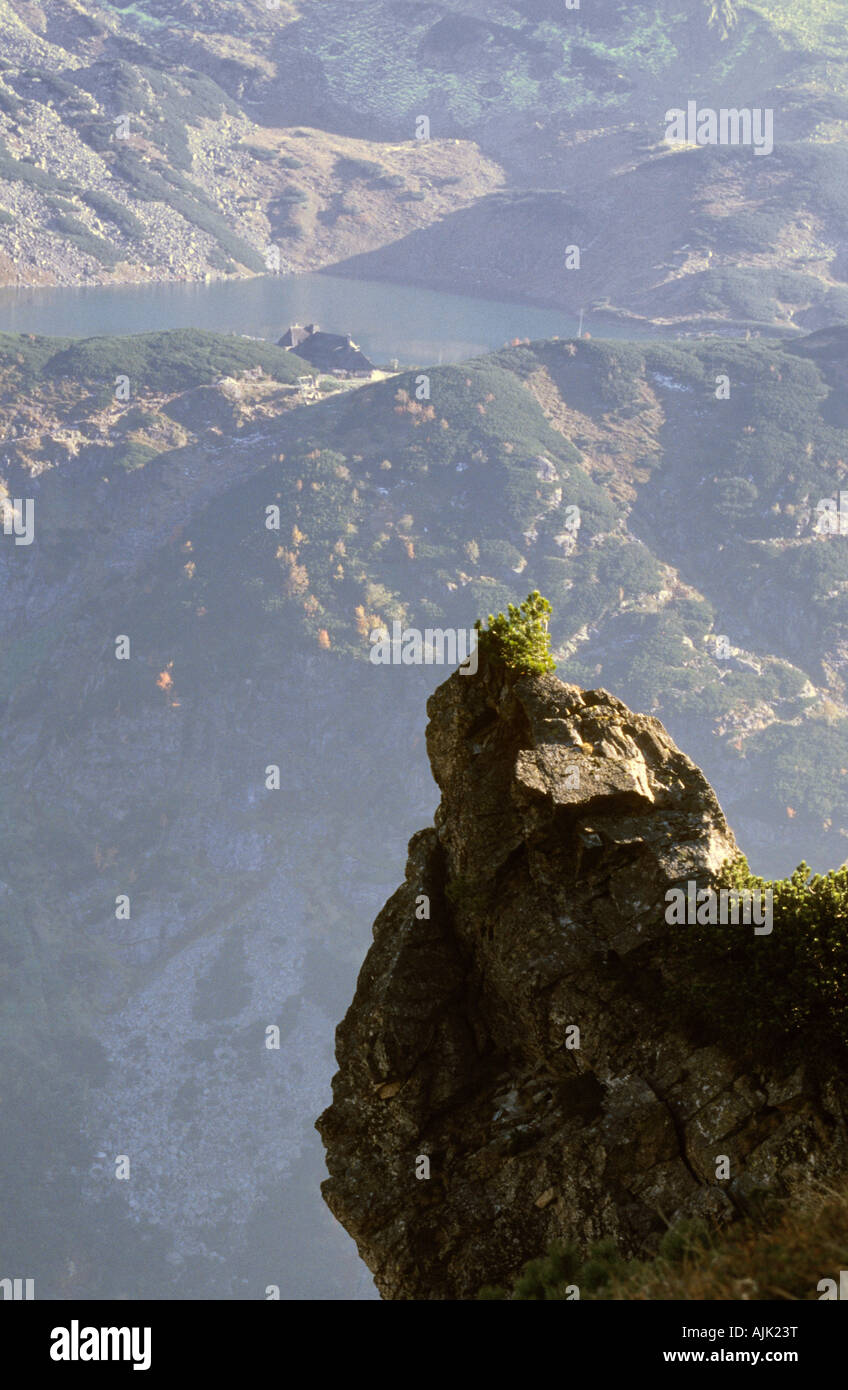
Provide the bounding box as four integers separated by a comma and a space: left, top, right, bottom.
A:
2, 323, 848, 1296
3, 326, 848, 871
3, 1, 848, 331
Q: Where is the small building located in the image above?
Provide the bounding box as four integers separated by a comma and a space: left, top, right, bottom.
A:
277, 324, 375, 377
278, 323, 319, 350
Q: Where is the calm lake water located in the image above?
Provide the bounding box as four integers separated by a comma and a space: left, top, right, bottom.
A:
0, 272, 662, 365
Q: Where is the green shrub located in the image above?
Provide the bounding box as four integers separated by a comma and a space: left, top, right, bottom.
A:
51, 213, 119, 267
111, 441, 161, 471
475, 591, 556, 674
45, 329, 311, 391
477, 1190, 848, 1300
668, 856, 848, 1064
0, 144, 75, 194
714, 475, 759, 518
657, 1218, 712, 1265
479, 538, 525, 572
334, 155, 384, 181
0, 83, 22, 118
745, 717, 848, 823
81, 190, 145, 240
478, 1238, 611, 1300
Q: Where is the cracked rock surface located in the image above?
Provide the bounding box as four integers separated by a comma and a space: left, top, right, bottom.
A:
317, 657, 848, 1299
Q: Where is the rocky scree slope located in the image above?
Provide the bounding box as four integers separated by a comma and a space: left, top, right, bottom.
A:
6, 0, 848, 330
317, 657, 848, 1299
0, 1, 499, 287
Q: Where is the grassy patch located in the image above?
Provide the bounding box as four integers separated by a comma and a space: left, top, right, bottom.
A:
667, 855, 848, 1064
479, 1179, 848, 1299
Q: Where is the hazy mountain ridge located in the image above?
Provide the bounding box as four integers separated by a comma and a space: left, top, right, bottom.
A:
0, 1, 501, 286
2, 321, 847, 1295
3, 1, 848, 330
3, 324, 846, 868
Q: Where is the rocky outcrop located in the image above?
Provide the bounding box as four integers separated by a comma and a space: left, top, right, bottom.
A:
317, 656, 848, 1299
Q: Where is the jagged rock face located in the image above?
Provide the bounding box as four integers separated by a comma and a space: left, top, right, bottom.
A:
317, 659, 848, 1299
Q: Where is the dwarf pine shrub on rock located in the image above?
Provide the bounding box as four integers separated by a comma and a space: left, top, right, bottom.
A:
668, 856, 848, 1063
474, 590, 556, 674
